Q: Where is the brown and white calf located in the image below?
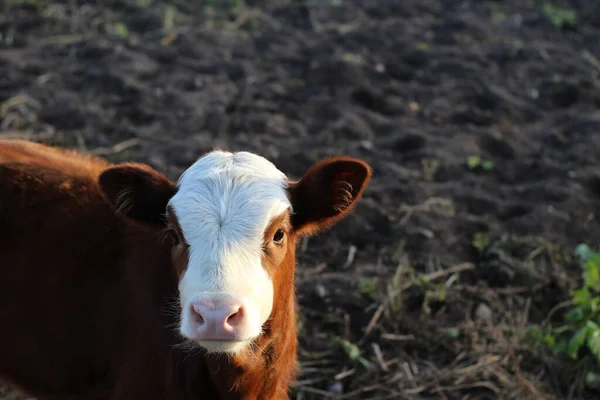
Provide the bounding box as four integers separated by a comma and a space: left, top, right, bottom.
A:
0, 139, 371, 400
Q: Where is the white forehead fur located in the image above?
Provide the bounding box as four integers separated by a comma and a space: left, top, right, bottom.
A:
167, 150, 292, 349
171, 150, 292, 250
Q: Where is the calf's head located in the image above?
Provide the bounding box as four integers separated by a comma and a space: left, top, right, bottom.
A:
99, 151, 371, 355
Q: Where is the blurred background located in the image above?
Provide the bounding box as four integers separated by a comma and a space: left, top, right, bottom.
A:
2, 0, 600, 399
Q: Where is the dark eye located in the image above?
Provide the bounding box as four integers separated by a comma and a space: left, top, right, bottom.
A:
273, 228, 285, 244
164, 228, 181, 247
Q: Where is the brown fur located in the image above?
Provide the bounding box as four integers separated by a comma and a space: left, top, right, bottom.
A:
0, 139, 371, 400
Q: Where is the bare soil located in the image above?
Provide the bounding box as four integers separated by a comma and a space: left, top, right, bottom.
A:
2, 0, 600, 399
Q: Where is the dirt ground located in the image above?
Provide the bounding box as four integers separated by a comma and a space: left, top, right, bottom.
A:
2, 0, 600, 399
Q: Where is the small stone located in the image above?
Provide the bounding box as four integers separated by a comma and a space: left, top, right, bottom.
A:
359, 140, 373, 150
530, 89, 539, 99
327, 381, 343, 394
315, 284, 327, 298
475, 303, 493, 322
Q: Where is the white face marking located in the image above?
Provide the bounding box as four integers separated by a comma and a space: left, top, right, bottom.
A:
167, 151, 291, 352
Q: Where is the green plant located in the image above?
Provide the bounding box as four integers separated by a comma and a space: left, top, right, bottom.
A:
357, 277, 378, 299
163, 5, 177, 30
540, 4, 576, 28
488, 3, 506, 22
466, 155, 494, 171
113, 22, 129, 38
415, 41, 430, 51
421, 158, 439, 182
472, 232, 490, 252
342, 53, 364, 65
444, 327, 460, 339
329, 337, 370, 368
562, 244, 600, 358
421, 283, 446, 315
525, 244, 600, 388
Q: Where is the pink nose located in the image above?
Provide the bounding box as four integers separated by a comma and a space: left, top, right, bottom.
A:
189, 298, 246, 341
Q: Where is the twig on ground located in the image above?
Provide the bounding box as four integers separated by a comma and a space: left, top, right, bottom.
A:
89, 138, 147, 156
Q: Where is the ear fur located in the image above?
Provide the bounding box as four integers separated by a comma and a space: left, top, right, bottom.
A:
288, 157, 372, 236
99, 163, 177, 223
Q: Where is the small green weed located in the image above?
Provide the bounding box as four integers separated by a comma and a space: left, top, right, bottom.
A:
421, 159, 440, 182
525, 243, 600, 388
342, 53, 364, 65
329, 337, 370, 368
467, 155, 494, 171
540, 4, 577, 28
421, 283, 447, 315
488, 3, 506, 22
472, 232, 490, 252
113, 22, 129, 38
415, 41, 430, 51
163, 5, 177, 30
357, 277, 378, 299
444, 327, 461, 339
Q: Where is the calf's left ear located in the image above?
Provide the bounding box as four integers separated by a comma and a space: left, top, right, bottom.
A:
99, 163, 177, 224
288, 157, 372, 236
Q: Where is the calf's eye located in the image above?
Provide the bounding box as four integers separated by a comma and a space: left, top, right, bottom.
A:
273, 228, 285, 244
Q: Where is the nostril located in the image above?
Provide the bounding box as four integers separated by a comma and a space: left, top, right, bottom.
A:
191, 305, 205, 326
225, 306, 244, 327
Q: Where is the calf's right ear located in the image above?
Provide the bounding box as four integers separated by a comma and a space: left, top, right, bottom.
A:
288, 156, 372, 236
99, 163, 177, 224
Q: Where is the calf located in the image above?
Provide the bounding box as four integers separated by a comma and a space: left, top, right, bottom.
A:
0, 139, 371, 400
